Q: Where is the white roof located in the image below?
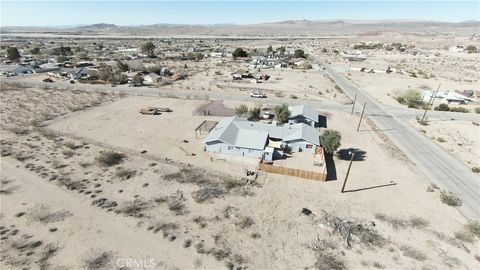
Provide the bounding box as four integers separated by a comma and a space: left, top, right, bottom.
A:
204, 116, 320, 150
289, 105, 319, 123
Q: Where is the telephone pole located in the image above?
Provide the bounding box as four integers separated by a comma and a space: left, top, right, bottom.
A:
341, 151, 355, 193
351, 93, 357, 115
421, 83, 441, 123
357, 102, 366, 132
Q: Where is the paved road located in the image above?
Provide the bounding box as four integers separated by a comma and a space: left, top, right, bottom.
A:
314, 58, 480, 220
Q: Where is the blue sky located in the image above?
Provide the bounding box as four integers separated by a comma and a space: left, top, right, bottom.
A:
1, 1, 479, 26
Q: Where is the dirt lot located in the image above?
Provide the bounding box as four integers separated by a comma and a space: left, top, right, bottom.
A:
412, 118, 480, 170
1, 82, 479, 269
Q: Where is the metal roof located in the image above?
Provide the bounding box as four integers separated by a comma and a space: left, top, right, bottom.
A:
289, 105, 319, 123
204, 116, 320, 150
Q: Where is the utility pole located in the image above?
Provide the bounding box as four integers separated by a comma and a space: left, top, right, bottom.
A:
341, 151, 355, 193
351, 93, 357, 115
421, 83, 441, 123
357, 102, 366, 132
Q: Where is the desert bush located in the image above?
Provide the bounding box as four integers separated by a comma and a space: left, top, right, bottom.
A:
290, 94, 298, 99
475, 107, 480, 114
426, 183, 439, 192
400, 245, 427, 261
471, 167, 480, 173
83, 250, 113, 270
440, 190, 462, 206
436, 137, 446, 143
322, 212, 385, 247
334, 84, 344, 93
95, 151, 125, 167
274, 91, 284, 97
416, 116, 429, 125
466, 220, 480, 238
114, 168, 136, 180
115, 199, 150, 218
235, 216, 254, 229
395, 90, 423, 108
449, 106, 469, 113
454, 230, 475, 243
434, 103, 450, 111
27, 204, 72, 224
191, 187, 225, 203
314, 251, 346, 270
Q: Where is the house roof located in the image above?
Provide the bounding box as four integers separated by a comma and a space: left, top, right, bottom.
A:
289, 105, 319, 123
204, 116, 320, 150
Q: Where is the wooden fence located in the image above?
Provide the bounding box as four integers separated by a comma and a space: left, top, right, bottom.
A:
258, 161, 327, 181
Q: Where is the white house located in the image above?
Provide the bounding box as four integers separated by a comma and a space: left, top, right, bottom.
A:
449, 46, 465, 53
204, 117, 320, 161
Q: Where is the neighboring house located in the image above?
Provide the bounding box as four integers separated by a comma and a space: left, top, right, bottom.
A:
210, 52, 223, 58
449, 46, 465, 53
422, 90, 474, 105
204, 116, 320, 161
144, 73, 161, 84
288, 105, 326, 128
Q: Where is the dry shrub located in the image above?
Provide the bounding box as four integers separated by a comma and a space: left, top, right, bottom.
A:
235, 216, 254, 229
114, 167, 136, 180
191, 187, 225, 203
27, 204, 72, 224
466, 220, 480, 238
322, 212, 386, 248
115, 199, 150, 218
95, 151, 125, 167
399, 245, 427, 261
154, 190, 188, 215
440, 190, 462, 206
314, 252, 346, 270
83, 250, 113, 270
375, 213, 429, 230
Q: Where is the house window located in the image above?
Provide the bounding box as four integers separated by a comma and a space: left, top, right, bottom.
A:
228, 146, 233, 150
306, 144, 313, 149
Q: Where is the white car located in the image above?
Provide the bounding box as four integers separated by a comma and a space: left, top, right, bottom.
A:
250, 92, 267, 98
262, 112, 273, 119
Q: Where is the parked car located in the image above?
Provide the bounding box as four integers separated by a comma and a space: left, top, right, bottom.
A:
42, 78, 54, 83
262, 112, 273, 119
250, 92, 267, 98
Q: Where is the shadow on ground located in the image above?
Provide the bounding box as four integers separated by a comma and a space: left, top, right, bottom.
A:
336, 148, 367, 161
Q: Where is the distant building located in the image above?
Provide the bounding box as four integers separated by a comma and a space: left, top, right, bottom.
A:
449, 46, 465, 53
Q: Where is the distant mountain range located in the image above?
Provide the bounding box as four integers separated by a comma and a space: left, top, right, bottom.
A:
2, 20, 479, 37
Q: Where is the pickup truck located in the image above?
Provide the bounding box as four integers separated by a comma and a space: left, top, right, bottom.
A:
250, 92, 267, 98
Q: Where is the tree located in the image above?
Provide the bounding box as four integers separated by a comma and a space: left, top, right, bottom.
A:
6, 47, 21, 61
232, 48, 248, 59
30, 47, 41, 55
434, 103, 450, 111
277, 46, 286, 53
320, 130, 342, 154
56, 55, 68, 63
116, 61, 129, 72
235, 104, 248, 117
267, 45, 273, 53
274, 104, 291, 124
466, 45, 478, 53
248, 107, 261, 121
141, 41, 156, 58
131, 74, 144, 86
75, 51, 88, 61
294, 49, 305, 58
